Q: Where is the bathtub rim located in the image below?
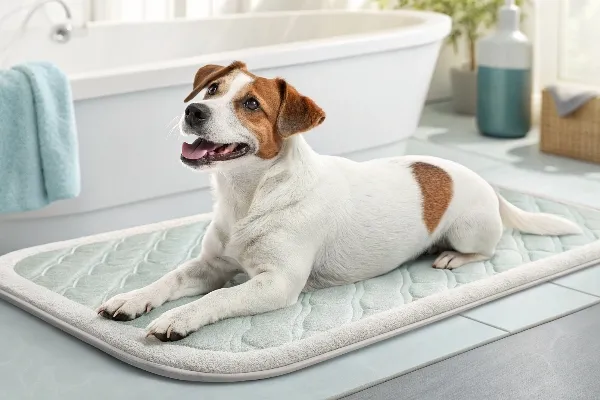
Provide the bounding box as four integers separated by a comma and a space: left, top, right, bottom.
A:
66, 9, 451, 100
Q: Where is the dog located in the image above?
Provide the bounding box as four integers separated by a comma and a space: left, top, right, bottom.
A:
98, 61, 582, 341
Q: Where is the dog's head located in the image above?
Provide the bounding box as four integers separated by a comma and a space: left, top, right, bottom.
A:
179, 61, 326, 170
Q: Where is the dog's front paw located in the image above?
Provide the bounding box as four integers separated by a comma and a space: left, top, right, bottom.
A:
97, 289, 155, 321
146, 304, 210, 342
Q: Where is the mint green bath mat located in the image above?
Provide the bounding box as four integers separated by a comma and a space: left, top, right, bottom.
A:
1, 188, 600, 382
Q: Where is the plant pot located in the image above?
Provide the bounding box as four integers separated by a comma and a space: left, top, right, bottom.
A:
426, 43, 467, 101
450, 67, 477, 115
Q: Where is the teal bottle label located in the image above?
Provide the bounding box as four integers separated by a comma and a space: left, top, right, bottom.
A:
476, 66, 531, 138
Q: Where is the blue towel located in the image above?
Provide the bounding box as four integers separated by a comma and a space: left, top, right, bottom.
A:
0, 62, 80, 214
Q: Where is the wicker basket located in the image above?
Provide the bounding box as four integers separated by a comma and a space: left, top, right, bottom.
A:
540, 88, 600, 163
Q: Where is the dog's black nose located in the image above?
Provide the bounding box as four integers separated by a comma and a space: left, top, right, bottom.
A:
185, 103, 210, 128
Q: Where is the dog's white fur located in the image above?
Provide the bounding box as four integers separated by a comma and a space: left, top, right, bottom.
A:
99, 69, 582, 341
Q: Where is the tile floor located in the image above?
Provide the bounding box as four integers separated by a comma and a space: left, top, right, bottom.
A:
2, 102, 600, 400
342, 303, 600, 400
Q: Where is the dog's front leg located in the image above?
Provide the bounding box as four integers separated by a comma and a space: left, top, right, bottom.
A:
98, 224, 237, 321
145, 258, 308, 341
97, 256, 237, 321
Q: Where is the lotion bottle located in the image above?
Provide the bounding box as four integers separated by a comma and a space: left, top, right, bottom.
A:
476, 0, 532, 138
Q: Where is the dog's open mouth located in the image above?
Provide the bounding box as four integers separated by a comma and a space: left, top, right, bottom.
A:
181, 138, 251, 165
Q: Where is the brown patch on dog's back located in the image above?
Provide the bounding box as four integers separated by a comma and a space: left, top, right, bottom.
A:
411, 162, 453, 234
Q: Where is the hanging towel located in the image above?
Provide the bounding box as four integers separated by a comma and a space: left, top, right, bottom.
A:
546, 84, 599, 117
0, 62, 80, 214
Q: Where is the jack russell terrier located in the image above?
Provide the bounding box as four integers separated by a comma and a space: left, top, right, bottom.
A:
98, 61, 581, 341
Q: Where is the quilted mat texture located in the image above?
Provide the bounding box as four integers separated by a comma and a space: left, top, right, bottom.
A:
2, 188, 600, 380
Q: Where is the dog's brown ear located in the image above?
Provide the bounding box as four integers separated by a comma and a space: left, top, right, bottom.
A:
184, 61, 247, 102
276, 79, 326, 138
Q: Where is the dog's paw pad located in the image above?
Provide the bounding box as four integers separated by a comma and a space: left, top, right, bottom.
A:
145, 306, 206, 342
97, 292, 154, 322
111, 311, 136, 321
433, 251, 489, 270
150, 330, 186, 342
432, 251, 459, 269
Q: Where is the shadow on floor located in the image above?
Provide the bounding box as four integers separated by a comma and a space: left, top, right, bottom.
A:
505, 143, 600, 179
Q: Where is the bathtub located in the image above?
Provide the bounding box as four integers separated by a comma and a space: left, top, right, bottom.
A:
0, 10, 450, 254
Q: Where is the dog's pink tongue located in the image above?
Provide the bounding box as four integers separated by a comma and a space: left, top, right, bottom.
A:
182, 143, 207, 160
181, 140, 219, 160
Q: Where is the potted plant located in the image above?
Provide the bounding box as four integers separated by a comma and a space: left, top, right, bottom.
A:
376, 0, 525, 115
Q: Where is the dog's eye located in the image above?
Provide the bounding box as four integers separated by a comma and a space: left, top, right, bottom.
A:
244, 97, 260, 111
207, 83, 218, 96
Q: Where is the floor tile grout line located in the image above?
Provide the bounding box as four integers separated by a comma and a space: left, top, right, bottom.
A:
549, 281, 600, 298
458, 314, 510, 333
504, 300, 600, 336
462, 298, 600, 338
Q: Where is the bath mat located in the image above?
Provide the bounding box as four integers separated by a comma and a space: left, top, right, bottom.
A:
1, 188, 600, 382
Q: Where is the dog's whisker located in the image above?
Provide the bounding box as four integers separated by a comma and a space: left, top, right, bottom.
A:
166, 125, 180, 140
166, 115, 179, 128
164, 115, 183, 139
166, 124, 180, 140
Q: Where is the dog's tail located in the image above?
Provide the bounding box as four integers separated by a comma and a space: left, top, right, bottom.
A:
497, 194, 582, 236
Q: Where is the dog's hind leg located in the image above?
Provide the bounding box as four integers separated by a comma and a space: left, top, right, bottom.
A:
423, 237, 450, 255
432, 210, 503, 270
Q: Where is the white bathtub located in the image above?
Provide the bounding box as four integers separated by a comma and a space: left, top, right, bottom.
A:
0, 10, 450, 254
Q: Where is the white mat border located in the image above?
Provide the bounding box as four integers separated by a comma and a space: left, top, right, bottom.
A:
1, 195, 600, 382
